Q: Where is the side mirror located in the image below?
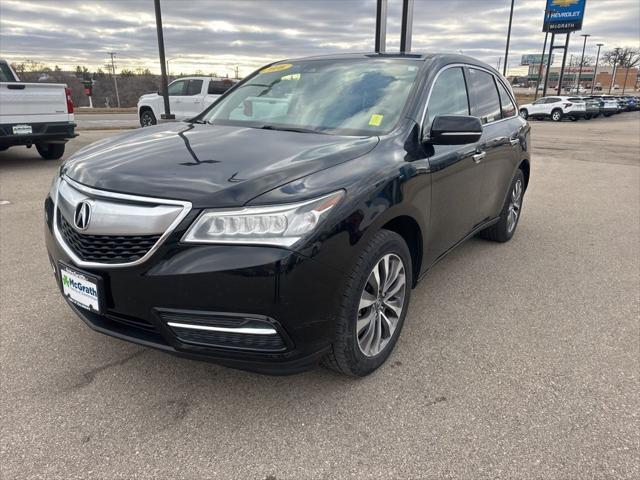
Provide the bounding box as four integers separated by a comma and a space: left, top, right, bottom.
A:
428, 115, 483, 145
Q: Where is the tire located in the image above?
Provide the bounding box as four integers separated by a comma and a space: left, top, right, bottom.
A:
519, 109, 529, 120
584, 115, 592, 120
478, 169, 525, 243
570, 116, 579, 122
140, 109, 157, 127
323, 230, 412, 376
36, 142, 65, 160
551, 109, 563, 122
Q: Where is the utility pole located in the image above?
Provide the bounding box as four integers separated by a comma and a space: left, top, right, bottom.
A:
107, 52, 120, 108
576, 33, 591, 92
374, 0, 387, 53
591, 43, 603, 93
399, 0, 414, 53
234, 66, 240, 79
503, 0, 515, 76
154, 0, 174, 119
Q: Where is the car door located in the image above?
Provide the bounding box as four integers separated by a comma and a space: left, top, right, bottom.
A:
529, 97, 547, 115
466, 67, 515, 222
167, 79, 188, 119
422, 66, 484, 263
183, 79, 205, 117
544, 97, 561, 116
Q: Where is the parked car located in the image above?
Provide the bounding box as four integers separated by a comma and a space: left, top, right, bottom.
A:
45, 53, 531, 376
519, 96, 586, 121
578, 97, 601, 119
0, 59, 76, 159
620, 96, 638, 111
588, 96, 619, 117
137, 76, 238, 126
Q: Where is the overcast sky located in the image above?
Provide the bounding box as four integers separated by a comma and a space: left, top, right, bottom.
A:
0, 0, 638, 76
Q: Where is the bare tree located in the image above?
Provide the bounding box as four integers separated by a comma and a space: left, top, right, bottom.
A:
603, 47, 640, 92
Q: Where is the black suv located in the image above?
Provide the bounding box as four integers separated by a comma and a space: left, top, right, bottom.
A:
45, 54, 531, 376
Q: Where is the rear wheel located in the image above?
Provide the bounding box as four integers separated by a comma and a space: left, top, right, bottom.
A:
323, 230, 412, 376
570, 116, 579, 122
36, 142, 65, 160
478, 169, 525, 243
584, 115, 592, 120
551, 109, 563, 122
140, 109, 157, 127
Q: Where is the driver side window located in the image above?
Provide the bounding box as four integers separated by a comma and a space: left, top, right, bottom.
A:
167, 80, 186, 96
425, 67, 470, 128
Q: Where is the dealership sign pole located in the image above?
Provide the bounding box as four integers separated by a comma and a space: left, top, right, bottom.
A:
375, 0, 388, 53
541, 0, 588, 95
535, 9, 556, 100
503, 0, 515, 77
400, 0, 414, 53
154, 0, 174, 120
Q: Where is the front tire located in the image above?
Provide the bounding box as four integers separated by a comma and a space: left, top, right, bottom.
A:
140, 109, 157, 127
36, 142, 65, 160
478, 169, 525, 243
323, 230, 412, 376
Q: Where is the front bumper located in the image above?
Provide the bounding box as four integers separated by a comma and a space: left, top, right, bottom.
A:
0, 121, 77, 146
45, 196, 347, 375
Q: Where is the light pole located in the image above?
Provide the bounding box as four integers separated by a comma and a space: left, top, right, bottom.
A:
166, 57, 180, 77
154, 0, 174, 119
591, 43, 603, 93
503, 0, 515, 76
576, 34, 591, 92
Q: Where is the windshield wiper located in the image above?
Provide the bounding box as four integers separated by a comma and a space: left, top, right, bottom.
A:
258, 124, 325, 135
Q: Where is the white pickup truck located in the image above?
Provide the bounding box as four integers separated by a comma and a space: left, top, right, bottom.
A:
137, 76, 237, 126
0, 59, 76, 160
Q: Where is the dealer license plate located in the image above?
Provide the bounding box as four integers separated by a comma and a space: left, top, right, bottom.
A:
59, 264, 101, 313
12, 124, 32, 135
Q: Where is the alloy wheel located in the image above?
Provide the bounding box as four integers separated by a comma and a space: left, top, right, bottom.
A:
506, 178, 523, 234
552, 111, 562, 121
356, 253, 406, 357
141, 113, 154, 127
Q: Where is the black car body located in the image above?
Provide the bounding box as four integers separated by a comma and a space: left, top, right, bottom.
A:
45, 53, 531, 376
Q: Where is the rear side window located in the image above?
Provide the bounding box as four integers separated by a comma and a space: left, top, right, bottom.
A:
208, 80, 234, 95
0, 62, 16, 82
546, 97, 561, 103
425, 67, 469, 127
496, 81, 516, 118
186, 79, 203, 96
468, 68, 501, 124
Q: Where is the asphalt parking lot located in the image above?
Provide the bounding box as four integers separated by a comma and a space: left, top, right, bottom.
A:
1, 113, 638, 479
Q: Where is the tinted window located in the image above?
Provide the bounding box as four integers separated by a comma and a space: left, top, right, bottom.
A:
186, 79, 203, 96
0, 62, 16, 82
468, 68, 501, 124
167, 80, 186, 96
546, 97, 561, 103
496, 81, 516, 118
208, 80, 234, 95
425, 67, 469, 126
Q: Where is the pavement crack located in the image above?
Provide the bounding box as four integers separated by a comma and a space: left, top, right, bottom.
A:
72, 349, 146, 390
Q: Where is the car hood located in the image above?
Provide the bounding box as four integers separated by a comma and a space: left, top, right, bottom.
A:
63, 122, 379, 207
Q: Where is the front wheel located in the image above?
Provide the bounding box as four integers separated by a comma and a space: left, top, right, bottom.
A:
140, 109, 157, 127
36, 142, 65, 160
478, 169, 525, 243
551, 109, 563, 122
323, 230, 412, 376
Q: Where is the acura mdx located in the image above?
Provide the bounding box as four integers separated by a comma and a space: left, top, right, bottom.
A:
45, 53, 531, 376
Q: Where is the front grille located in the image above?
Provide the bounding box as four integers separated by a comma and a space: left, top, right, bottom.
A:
58, 212, 160, 264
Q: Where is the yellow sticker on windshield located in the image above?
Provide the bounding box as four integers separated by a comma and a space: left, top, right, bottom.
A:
261, 63, 292, 74
369, 114, 384, 126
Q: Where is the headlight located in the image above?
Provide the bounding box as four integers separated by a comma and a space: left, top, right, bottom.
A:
48, 175, 61, 200
182, 190, 344, 247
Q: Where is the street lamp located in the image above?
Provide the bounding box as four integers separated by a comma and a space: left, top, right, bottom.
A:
166, 57, 180, 77
591, 43, 604, 93
576, 34, 591, 92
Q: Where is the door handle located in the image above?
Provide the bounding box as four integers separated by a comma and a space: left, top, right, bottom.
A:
510, 138, 520, 146
473, 151, 486, 163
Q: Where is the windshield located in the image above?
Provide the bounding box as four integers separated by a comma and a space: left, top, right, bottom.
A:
202, 58, 421, 136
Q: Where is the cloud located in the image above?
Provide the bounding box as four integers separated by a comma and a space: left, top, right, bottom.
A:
0, 0, 638, 76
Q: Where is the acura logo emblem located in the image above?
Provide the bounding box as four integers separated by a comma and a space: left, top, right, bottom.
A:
74, 201, 91, 230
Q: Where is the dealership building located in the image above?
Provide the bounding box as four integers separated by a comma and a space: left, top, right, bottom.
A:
526, 64, 639, 91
